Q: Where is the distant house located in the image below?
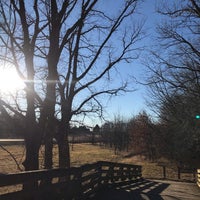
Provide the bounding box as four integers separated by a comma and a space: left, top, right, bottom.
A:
93, 124, 100, 133
70, 126, 90, 135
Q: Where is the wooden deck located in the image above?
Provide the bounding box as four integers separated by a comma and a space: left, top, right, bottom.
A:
91, 179, 200, 200
1, 161, 199, 199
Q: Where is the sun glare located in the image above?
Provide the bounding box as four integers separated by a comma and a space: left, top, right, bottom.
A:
0, 67, 25, 94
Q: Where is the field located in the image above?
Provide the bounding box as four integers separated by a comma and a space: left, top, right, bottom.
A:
0, 143, 195, 181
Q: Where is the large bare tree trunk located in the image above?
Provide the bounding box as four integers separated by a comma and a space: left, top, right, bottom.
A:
23, 91, 41, 190
58, 136, 70, 168
42, 0, 61, 169
23, 129, 41, 171
23, 35, 41, 171
43, 95, 56, 169
44, 132, 53, 169
57, 120, 70, 168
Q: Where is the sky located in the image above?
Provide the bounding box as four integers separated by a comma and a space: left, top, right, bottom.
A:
98, 0, 160, 124
0, 0, 164, 127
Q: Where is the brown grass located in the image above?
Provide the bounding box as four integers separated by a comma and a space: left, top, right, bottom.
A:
0, 143, 123, 173
0, 143, 195, 182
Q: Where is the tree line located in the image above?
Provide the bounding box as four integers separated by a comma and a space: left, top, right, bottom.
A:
99, 112, 159, 161
146, 0, 200, 167
100, 110, 200, 167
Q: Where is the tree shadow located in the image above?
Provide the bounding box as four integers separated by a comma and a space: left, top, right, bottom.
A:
92, 179, 170, 200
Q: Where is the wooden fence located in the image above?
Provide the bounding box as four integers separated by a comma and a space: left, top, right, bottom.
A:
0, 161, 142, 200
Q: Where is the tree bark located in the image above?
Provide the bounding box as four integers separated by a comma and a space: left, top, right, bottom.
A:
23, 121, 41, 190
23, 130, 40, 171
57, 121, 70, 168
42, 0, 60, 169
58, 136, 70, 168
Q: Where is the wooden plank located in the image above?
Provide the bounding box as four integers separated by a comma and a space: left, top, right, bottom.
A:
81, 172, 99, 182
0, 167, 80, 187
91, 179, 200, 200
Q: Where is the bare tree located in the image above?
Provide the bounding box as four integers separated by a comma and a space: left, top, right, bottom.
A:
56, 0, 144, 168
0, 0, 48, 171
146, 0, 200, 115
146, 0, 200, 165
0, 0, 144, 172
128, 111, 156, 160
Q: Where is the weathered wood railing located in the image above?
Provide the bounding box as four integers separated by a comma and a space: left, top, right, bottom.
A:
197, 169, 200, 187
0, 161, 142, 200
157, 162, 196, 181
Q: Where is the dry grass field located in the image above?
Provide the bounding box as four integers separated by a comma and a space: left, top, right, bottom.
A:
0, 143, 123, 173
0, 143, 195, 181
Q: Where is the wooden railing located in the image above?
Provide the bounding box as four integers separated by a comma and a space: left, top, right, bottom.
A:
157, 162, 196, 181
197, 169, 200, 187
0, 161, 142, 200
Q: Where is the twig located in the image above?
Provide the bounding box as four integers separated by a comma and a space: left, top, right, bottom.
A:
0, 144, 23, 171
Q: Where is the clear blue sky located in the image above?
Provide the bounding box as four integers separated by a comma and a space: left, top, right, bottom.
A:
94, 0, 160, 125
70, 0, 164, 128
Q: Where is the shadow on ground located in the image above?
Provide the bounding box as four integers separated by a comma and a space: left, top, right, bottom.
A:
91, 179, 170, 200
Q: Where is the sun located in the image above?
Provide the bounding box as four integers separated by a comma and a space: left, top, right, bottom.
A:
0, 67, 25, 94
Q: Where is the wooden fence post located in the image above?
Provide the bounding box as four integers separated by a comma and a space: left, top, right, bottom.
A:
197, 169, 200, 187
178, 167, 181, 179
163, 166, 166, 179
97, 162, 102, 187
76, 166, 83, 199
